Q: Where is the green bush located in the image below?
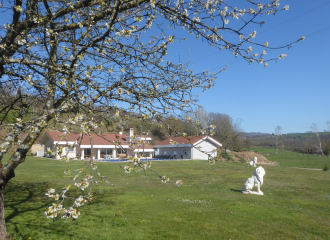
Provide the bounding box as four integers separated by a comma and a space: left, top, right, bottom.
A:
220, 152, 233, 162
323, 164, 329, 171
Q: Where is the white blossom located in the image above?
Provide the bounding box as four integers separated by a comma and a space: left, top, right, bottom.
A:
279, 54, 287, 59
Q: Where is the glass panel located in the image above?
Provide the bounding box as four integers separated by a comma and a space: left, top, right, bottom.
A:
84, 148, 91, 156
117, 148, 126, 154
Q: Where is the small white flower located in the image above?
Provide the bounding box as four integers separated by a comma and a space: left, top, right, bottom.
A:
14, 5, 23, 12
279, 54, 287, 59
78, 181, 89, 191
75, 196, 87, 207
54, 194, 60, 201
17, 38, 26, 45
249, 31, 257, 38
117, 88, 123, 94
161, 175, 169, 183
45, 188, 56, 197
124, 165, 132, 173
71, 208, 80, 219
176, 180, 183, 186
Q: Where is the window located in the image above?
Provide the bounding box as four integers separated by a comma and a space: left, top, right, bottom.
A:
163, 150, 167, 155
101, 148, 112, 155
84, 148, 91, 156
101, 148, 113, 158
66, 146, 75, 152
117, 148, 126, 154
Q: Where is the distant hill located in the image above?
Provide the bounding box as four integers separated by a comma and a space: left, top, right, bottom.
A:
242, 132, 271, 138
249, 131, 330, 156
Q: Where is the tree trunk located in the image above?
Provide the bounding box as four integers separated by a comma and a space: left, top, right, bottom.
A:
0, 188, 9, 240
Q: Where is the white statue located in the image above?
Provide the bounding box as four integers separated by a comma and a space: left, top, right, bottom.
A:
241, 166, 265, 195
248, 157, 257, 167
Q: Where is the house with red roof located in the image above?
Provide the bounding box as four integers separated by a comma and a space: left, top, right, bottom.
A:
40, 128, 154, 160
154, 135, 222, 160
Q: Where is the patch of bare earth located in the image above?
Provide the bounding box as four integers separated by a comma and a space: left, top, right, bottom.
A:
217, 150, 278, 166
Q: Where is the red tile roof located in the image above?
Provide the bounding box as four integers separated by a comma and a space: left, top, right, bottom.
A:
44, 131, 154, 149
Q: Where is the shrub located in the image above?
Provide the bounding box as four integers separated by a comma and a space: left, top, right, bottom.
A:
323, 164, 329, 171
220, 152, 233, 162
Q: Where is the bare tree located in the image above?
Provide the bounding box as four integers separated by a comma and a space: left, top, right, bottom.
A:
0, 0, 303, 237
275, 126, 282, 155
194, 107, 209, 130
208, 112, 235, 151
311, 123, 324, 156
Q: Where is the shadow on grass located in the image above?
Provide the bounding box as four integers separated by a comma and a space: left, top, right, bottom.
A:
5, 181, 119, 223
4, 180, 120, 239
4, 181, 51, 223
4, 181, 57, 239
230, 189, 242, 193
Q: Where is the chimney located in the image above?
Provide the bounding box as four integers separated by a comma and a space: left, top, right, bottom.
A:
126, 128, 134, 142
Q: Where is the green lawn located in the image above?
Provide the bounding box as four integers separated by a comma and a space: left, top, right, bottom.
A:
4, 156, 330, 239
251, 146, 330, 169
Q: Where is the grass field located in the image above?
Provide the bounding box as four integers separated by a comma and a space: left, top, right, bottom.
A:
4, 155, 330, 240
251, 146, 330, 169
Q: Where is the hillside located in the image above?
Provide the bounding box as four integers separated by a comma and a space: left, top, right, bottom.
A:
249, 132, 330, 155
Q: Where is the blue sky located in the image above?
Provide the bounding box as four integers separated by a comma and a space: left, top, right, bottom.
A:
1, 1, 329, 134
165, 0, 330, 134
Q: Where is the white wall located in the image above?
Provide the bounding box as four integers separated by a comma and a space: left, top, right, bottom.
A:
192, 139, 218, 160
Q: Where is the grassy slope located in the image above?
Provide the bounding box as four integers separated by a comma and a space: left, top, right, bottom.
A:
4, 156, 330, 240
251, 146, 330, 169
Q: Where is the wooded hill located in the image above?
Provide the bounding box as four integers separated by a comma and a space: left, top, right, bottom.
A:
0, 103, 244, 152
249, 132, 330, 156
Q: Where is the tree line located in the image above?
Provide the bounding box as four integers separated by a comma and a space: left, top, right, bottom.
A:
250, 131, 330, 156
